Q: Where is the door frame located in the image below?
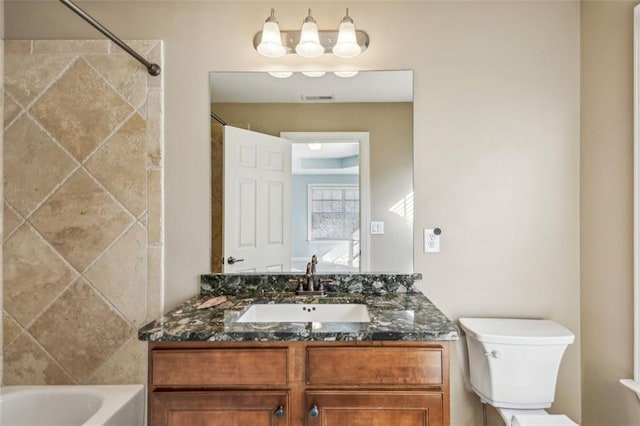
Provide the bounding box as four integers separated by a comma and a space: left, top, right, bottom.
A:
281, 131, 371, 272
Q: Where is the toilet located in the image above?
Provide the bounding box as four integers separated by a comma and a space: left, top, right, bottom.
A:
459, 318, 579, 426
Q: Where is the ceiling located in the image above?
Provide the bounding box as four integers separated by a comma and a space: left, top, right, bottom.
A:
210, 70, 413, 103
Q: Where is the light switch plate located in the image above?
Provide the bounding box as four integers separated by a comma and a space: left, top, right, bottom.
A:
424, 229, 440, 253
370, 221, 384, 235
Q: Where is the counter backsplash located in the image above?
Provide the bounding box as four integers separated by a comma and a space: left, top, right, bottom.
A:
200, 273, 422, 297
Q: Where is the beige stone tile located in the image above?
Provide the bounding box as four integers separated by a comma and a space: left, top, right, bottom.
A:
4, 202, 24, 239
146, 42, 163, 90
113, 40, 158, 56
3, 225, 77, 327
3, 311, 23, 347
29, 279, 134, 383
33, 40, 108, 54
147, 90, 163, 168
85, 223, 147, 326
4, 114, 78, 216
3, 333, 75, 385
88, 336, 146, 385
85, 54, 147, 109
85, 113, 147, 217
30, 169, 133, 271
146, 246, 163, 322
4, 54, 75, 108
30, 59, 133, 162
137, 99, 148, 119
4, 93, 23, 128
147, 169, 163, 244
5, 40, 32, 54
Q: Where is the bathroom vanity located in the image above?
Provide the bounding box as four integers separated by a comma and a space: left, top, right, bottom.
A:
139, 274, 459, 426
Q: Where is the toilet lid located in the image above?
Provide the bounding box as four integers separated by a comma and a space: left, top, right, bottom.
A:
512, 414, 579, 426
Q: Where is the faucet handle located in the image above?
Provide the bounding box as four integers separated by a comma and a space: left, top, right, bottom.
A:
288, 277, 305, 292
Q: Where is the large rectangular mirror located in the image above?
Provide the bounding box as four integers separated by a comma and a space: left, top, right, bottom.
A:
210, 70, 413, 274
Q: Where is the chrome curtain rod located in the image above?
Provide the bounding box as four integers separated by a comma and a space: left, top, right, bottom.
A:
58, 0, 161, 76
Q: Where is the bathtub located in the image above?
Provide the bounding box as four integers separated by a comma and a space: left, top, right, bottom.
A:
0, 384, 145, 426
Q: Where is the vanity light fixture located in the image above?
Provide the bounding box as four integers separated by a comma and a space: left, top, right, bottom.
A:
254, 8, 369, 59
295, 9, 324, 58
308, 143, 323, 151
256, 8, 286, 58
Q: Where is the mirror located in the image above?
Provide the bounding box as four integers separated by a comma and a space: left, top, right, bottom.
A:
210, 71, 414, 274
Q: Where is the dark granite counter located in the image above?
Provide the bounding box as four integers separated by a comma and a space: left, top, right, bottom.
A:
138, 291, 459, 343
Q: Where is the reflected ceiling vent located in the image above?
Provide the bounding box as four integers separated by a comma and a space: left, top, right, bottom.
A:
301, 94, 334, 101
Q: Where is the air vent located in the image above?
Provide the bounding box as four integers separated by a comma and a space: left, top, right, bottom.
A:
301, 95, 334, 101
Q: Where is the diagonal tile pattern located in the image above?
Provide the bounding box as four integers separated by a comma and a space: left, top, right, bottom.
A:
85, 113, 147, 217
4, 114, 77, 216
30, 59, 134, 162
30, 169, 133, 271
3, 224, 77, 327
29, 279, 134, 383
4, 54, 75, 108
3, 40, 164, 385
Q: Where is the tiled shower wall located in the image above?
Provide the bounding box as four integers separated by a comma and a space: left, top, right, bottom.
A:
2, 40, 163, 385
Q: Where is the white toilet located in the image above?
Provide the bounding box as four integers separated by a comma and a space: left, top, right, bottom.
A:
459, 318, 579, 426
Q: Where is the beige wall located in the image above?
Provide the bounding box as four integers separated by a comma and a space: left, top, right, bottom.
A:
5, 1, 581, 423
213, 102, 413, 273
581, 1, 640, 424
2, 40, 163, 385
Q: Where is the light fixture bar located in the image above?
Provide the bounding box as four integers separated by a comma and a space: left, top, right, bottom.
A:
253, 29, 369, 56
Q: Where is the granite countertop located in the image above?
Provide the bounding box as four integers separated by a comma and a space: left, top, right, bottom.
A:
138, 291, 460, 342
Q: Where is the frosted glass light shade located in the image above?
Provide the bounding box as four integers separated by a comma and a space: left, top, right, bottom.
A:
334, 71, 359, 78
268, 71, 293, 79
333, 20, 361, 58
301, 71, 326, 78
295, 10, 324, 58
257, 21, 286, 58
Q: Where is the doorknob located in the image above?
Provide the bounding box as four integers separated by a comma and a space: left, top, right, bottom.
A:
309, 404, 319, 417
273, 405, 285, 417
227, 256, 245, 265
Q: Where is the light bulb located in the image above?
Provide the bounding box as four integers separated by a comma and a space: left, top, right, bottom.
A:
268, 71, 293, 79
334, 71, 359, 78
308, 143, 323, 150
295, 9, 324, 58
302, 71, 326, 78
333, 8, 361, 58
257, 9, 286, 58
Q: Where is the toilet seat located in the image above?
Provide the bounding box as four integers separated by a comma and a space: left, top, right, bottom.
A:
511, 414, 579, 426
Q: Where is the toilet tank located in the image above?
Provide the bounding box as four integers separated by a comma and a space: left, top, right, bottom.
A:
459, 318, 574, 409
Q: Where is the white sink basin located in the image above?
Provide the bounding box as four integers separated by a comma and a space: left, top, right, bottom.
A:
236, 304, 370, 323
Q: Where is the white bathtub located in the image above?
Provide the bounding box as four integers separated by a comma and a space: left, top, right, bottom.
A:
0, 385, 145, 426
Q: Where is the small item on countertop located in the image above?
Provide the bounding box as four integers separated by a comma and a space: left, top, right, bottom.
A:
196, 295, 228, 309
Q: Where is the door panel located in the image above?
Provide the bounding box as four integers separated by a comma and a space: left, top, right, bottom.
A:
305, 391, 443, 426
151, 391, 288, 426
224, 126, 292, 272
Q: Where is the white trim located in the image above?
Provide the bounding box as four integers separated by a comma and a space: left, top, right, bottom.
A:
281, 131, 371, 271
625, 4, 640, 401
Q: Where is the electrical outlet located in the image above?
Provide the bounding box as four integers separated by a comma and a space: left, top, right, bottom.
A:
424, 229, 440, 253
370, 221, 384, 235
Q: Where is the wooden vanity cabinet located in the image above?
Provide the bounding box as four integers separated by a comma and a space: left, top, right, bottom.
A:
148, 341, 450, 426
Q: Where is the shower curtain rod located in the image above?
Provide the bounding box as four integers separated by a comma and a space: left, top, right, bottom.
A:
59, 0, 161, 76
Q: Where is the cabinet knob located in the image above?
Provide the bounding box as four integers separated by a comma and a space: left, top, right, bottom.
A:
274, 405, 285, 417
309, 404, 319, 418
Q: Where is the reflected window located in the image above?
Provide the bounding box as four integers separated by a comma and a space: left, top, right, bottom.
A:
308, 184, 359, 241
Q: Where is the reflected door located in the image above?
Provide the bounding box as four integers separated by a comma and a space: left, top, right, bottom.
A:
224, 126, 292, 272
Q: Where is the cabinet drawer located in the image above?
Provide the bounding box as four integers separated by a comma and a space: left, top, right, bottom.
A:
152, 348, 288, 386
307, 347, 443, 386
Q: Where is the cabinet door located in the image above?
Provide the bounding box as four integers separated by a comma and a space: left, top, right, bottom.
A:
151, 391, 288, 426
305, 391, 443, 426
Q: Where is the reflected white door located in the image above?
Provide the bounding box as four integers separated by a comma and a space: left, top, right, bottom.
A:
224, 126, 292, 272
